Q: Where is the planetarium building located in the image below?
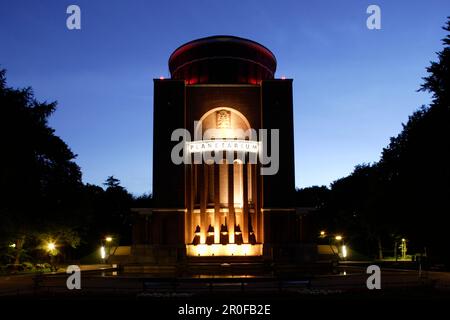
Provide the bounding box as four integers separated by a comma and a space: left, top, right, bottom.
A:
131, 36, 313, 269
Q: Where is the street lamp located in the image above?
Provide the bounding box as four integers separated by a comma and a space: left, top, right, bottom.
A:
101, 236, 113, 263
47, 242, 56, 252
401, 238, 407, 260
335, 235, 343, 241
100, 246, 106, 260
341, 245, 348, 258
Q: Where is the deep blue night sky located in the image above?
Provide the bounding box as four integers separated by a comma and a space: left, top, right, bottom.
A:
1, 0, 448, 195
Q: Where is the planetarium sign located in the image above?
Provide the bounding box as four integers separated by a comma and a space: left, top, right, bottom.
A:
186, 139, 260, 153
170, 124, 280, 176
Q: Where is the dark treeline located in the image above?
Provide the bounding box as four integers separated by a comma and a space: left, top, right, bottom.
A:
296, 18, 450, 263
0, 70, 151, 264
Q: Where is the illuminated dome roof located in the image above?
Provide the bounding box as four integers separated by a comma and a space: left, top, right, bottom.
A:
168, 35, 277, 84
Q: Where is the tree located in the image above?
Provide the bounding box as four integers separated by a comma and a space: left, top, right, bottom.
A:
0, 69, 84, 264
103, 175, 121, 189
295, 186, 330, 209
325, 18, 450, 261
77, 176, 133, 246
132, 193, 153, 208
419, 17, 450, 107
378, 18, 450, 260
316, 18, 450, 262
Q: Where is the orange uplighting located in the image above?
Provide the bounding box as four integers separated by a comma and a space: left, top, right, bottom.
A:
186, 244, 262, 256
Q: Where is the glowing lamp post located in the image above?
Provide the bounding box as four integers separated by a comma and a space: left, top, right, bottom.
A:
333, 235, 349, 260
341, 245, 348, 259
100, 236, 113, 263
45, 241, 57, 256
45, 241, 58, 271
100, 246, 106, 261
401, 238, 407, 260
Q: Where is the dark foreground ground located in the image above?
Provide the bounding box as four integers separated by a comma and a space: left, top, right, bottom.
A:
1, 265, 450, 317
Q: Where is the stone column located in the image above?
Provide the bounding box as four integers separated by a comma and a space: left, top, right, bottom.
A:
214, 164, 220, 244
186, 163, 194, 244
199, 164, 207, 243
242, 163, 249, 243
251, 164, 259, 243
256, 163, 263, 242
228, 163, 235, 243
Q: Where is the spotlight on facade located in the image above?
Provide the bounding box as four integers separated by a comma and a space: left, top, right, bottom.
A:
192, 225, 201, 245
249, 230, 257, 245
234, 225, 243, 245
206, 225, 215, 245
186, 244, 263, 256
220, 223, 229, 245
